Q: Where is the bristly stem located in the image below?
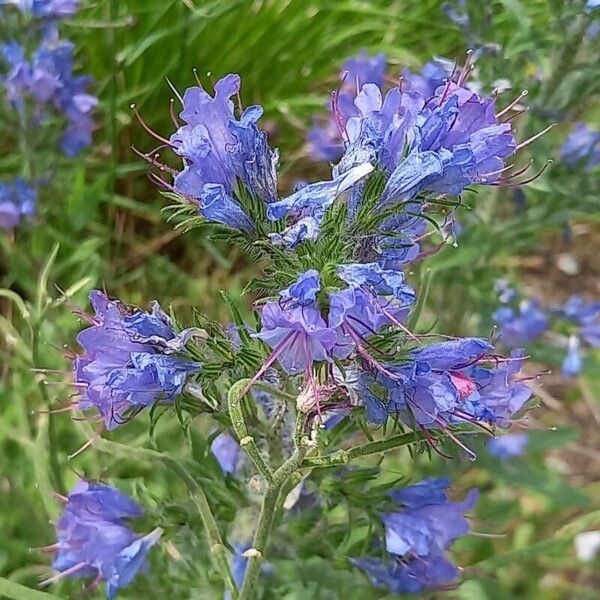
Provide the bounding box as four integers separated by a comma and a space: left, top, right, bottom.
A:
237, 414, 308, 600
228, 379, 275, 484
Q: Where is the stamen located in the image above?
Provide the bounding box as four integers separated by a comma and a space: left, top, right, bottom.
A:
496, 90, 528, 118
515, 123, 555, 151
130, 104, 171, 145
39, 562, 87, 587
165, 77, 184, 105
457, 50, 474, 86
494, 160, 552, 187
169, 99, 180, 129
192, 68, 202, 87
68, 429, 102, 460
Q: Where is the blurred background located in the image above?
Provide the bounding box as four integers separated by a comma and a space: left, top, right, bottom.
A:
1, 0, 600, 598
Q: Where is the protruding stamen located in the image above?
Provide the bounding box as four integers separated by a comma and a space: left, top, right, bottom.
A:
496, 89, 528, 118
165, 76, 184, 104
130, 104, 171, 145
192, 68, 202, 87
515, 124, 555, 150
39, 562, 87, 587
68, 429, 102, 460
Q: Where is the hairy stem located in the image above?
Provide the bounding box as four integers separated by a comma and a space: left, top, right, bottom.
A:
237, 415, 308, 600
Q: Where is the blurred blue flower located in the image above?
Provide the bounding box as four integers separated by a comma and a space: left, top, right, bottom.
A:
16, 0, 80, 18
488, 433, 529, 460
211, 432, 243, 474
49, 480, 161, 599
0, 178, 36, 228
561, 123, 600, 170
74, 290, 200, 429
1, 40, 96, 155
493, 299, 549, 346
562, 335, 582, 377
555, 295, 600, 325
495, 278, 518, 304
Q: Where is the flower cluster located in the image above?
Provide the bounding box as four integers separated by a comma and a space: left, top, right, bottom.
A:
0, 0, 96, 229
73, 290, 200, 429
49, 51, 547, 597
1, 39, 97, 156
0, 177, 36, 229
353, 477, 478, 593
45, 480, 161, 599
493, 281, 600, 377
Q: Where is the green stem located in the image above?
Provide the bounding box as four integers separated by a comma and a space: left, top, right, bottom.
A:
31, 323, 66, 494
228, 379, 274, 483
238, 417, 308, 600
94, 439, 238, 598
301, 426, 479, 469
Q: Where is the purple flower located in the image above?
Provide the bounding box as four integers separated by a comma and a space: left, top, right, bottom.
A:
169, 74, 277, 230
48, 480, 161, 599
308, 50, 386, 161
401, 57, 456, 98
353, 554, 460, 594
74, 291, 200, 429
1, 40, 96, 154
561, 123, 600, 170
495, 279, 518, 304
353, 478, 477, 595
488, 433, 528, 460
581, 323, 600, 347
378, 340, 532, 429
266, 162, 373, 245
337, 262, 415, 304
493, 300, 549, 346
328, 287, 402, 359
0, 178, 36, 229
254, 272, 336, 374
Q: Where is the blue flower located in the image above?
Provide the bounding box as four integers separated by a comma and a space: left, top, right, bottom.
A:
555, 295, 600, 325
74, 291, 200, 429
308, 50, 386, 161
0, 178, 36, 229
493, 300, 549, 346
378, 339, 532, 429
254, 272, 336, 374
401, 57, 456, 98
211, 432, 243, 474
169, 74, 278, 230
561, 123, 600, 170
353, 478, 477, 595
266, 162, 373, 242
337, 262, 415, 304
48, 480, 161, 599
488, 433, 528, 460
1, 40, 96, 154
562, 335, 582, 377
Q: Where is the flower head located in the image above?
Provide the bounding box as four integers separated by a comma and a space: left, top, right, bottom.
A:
74, 290, 200, 429
254, 272, 336, 374
169, 74, 278, 230
353, 477, 477, 594
48, 480, 161, 599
